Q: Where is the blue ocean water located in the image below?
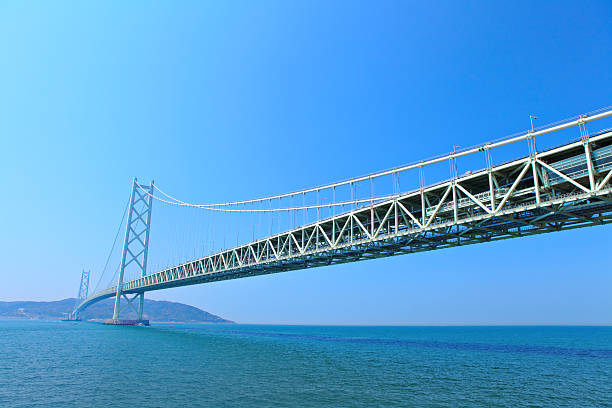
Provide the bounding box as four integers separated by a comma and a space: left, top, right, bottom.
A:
0, 321, 610, 407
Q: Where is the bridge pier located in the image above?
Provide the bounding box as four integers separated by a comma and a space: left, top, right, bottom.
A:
104, 318, 150, 326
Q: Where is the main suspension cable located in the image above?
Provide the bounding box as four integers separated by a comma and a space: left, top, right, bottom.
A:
137, 106, 612, 211
136, 181, 396, 212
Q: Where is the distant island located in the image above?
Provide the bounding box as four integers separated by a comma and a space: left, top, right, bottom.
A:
0, 298, 233, 323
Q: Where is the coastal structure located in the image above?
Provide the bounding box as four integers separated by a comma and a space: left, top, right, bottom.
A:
72, 108, 612, 324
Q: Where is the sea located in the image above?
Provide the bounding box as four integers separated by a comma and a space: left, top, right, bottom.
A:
0, 321, 610, 407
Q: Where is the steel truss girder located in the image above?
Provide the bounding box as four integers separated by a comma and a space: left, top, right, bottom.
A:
76, 131, 612, 313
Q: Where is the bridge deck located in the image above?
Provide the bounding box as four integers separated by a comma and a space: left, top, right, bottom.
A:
77, 130, 612, 312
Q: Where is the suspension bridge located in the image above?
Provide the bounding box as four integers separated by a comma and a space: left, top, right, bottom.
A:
70, 107, 612, 325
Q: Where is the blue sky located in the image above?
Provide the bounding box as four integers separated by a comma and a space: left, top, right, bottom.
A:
1, 1, 611, 324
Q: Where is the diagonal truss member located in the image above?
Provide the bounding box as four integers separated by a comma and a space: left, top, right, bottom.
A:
112, 178, 154, 321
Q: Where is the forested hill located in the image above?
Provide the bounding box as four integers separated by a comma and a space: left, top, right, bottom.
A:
0, 298, 233, 323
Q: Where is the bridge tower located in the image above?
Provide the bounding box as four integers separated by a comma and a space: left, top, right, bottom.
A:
109, 178, 154, 325
69, 269, 90, 320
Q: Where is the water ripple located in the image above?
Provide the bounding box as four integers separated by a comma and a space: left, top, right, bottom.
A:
213, 329, 612, 359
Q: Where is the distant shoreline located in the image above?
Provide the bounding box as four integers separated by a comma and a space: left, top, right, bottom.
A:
0, 317, 236, 324
0, 298, 233, 324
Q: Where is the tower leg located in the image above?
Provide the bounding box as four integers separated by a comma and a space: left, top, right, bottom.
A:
138, 293, 144, 320
112, 290, 122, 320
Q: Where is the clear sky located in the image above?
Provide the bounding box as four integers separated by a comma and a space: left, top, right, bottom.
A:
1, 1, 611, 324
